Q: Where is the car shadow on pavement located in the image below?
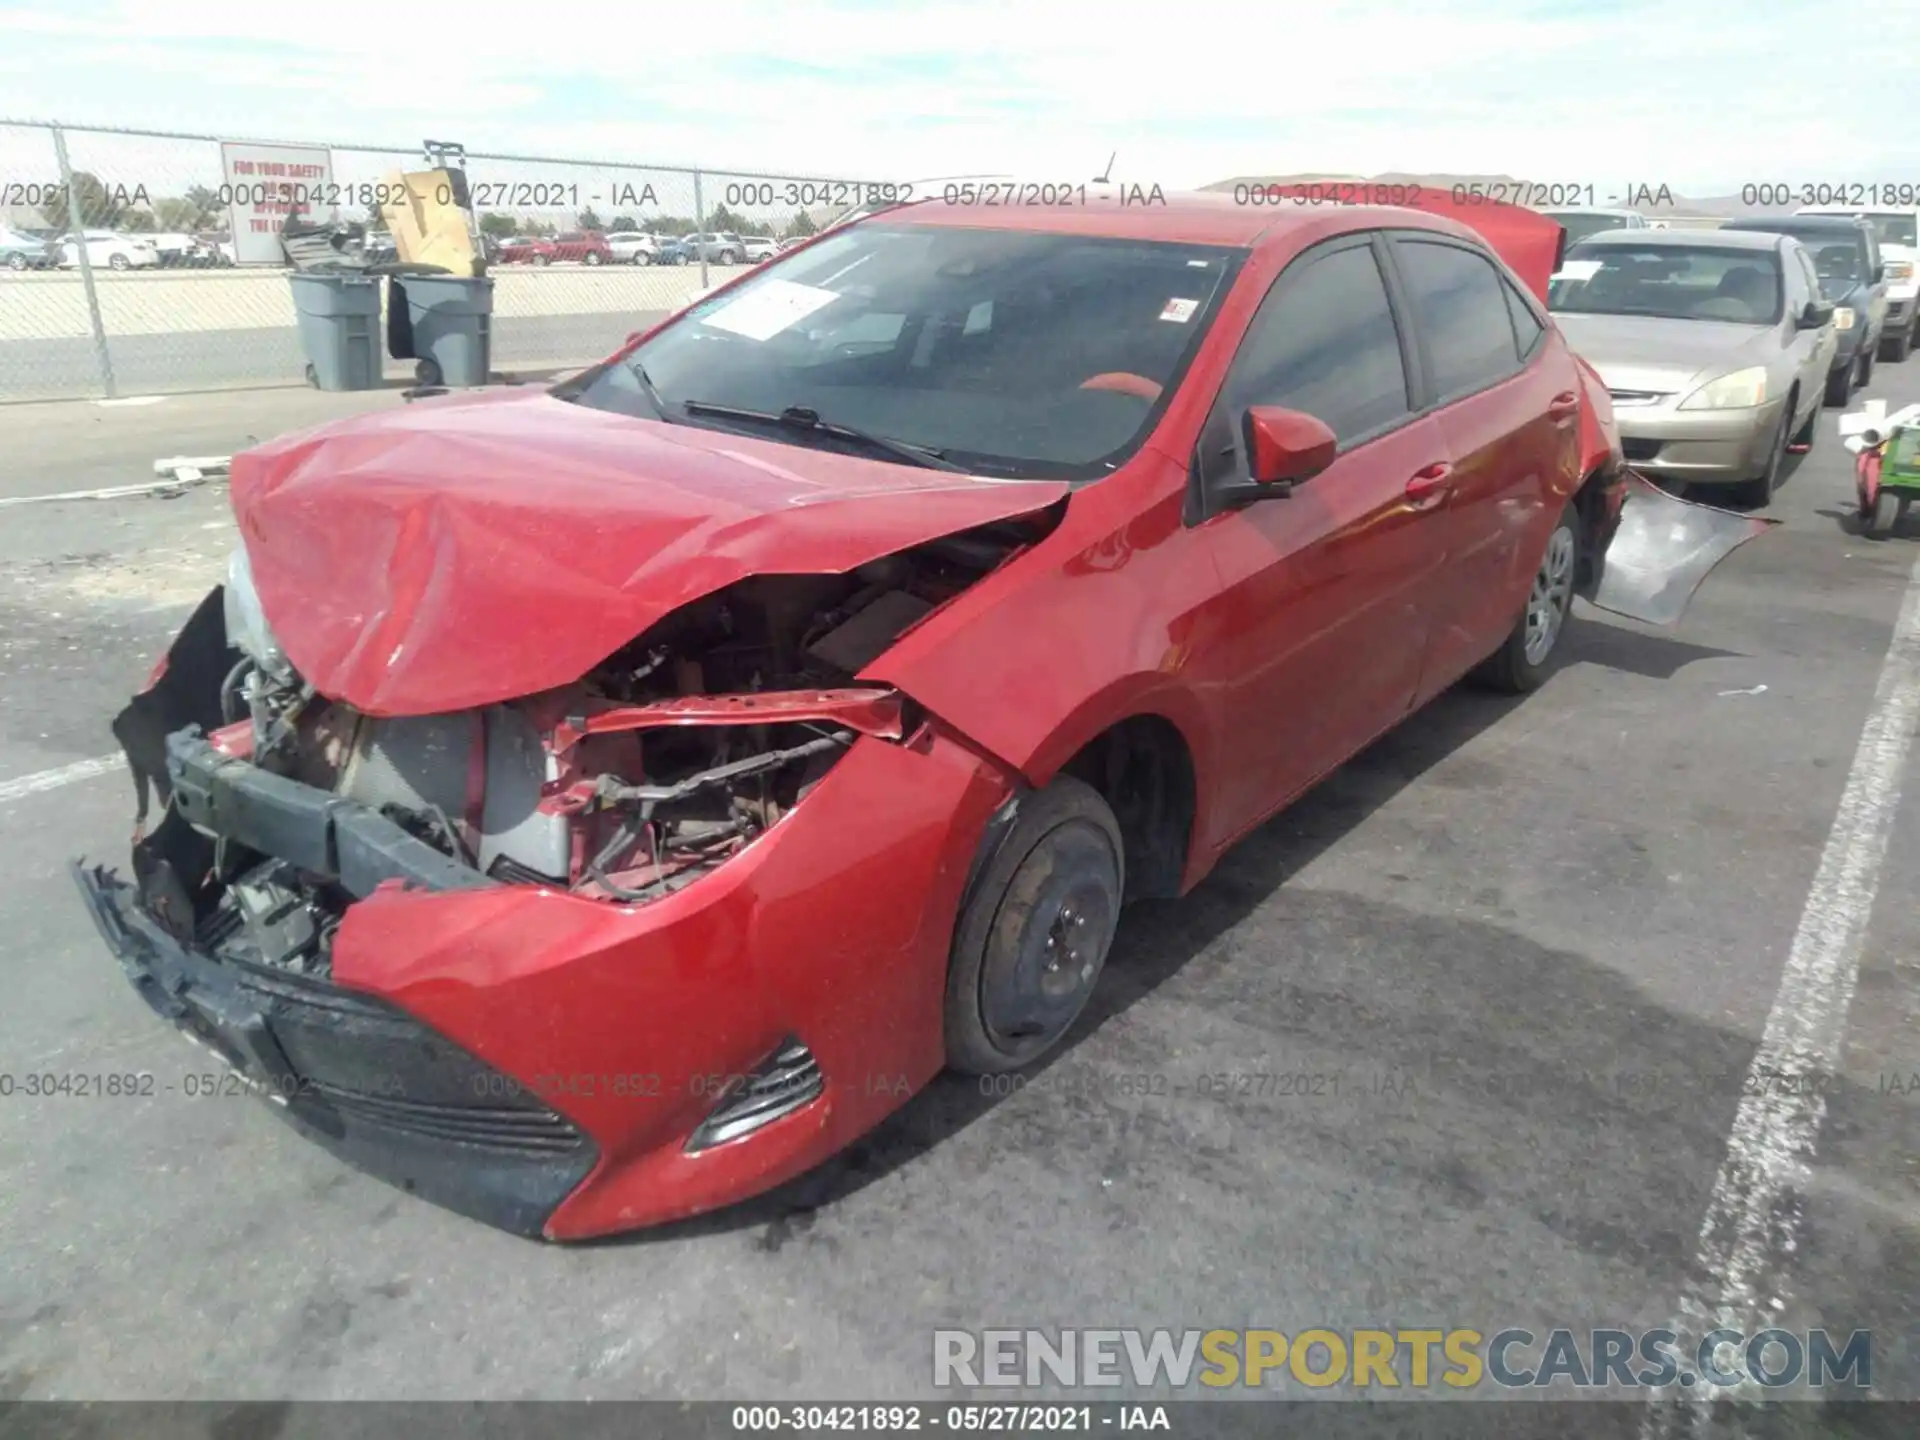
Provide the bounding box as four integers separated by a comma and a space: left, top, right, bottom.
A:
613, 623, 1765, 1254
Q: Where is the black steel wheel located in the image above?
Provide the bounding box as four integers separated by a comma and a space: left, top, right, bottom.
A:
944, 777, 1125, 1074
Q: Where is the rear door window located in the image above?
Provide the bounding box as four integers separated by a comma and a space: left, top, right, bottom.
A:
1391, 238, 1528, 401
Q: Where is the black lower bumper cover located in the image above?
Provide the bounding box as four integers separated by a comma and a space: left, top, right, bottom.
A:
71, 862, 597, 1238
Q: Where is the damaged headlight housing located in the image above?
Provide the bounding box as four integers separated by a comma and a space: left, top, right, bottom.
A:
224, 546, 292, 682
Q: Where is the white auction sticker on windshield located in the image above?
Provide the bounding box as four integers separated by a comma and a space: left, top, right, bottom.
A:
1552, 260, 1604, 282
1159, 297, 1199, 323
701, 279, 841, 341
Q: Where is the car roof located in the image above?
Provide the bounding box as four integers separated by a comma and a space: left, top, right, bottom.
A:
879, 191, 1488, 250
1571, 227, 1784, 252
1799, 203, 1918, 216
1723, 214, 1866, 235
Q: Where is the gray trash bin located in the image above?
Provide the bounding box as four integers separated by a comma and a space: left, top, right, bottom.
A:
287, 272, 382, 391
396, 274, 494, 388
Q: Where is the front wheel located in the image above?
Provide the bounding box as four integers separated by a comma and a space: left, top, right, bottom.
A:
414, 358, 443, 388
1859, 344, 1875, 389
634, 251, 652, 266
584, 251, 602, 266
1884, 324, 1914, 364
1825, 361, 1853, 406
1735, 402, 1791, 508
109, 253, 130, 271
944, 777, 1125, 1075
1470, 504, 1579, 694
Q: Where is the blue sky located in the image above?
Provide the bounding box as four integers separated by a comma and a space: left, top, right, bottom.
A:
0, 0, 1909, 205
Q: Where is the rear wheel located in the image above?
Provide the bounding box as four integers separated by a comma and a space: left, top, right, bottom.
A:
1882, 323, 1912, 364
1865, 485, 1901, 538
634, 251, 652, 266
6, 253, 24, 271
535, 253, 552, 267
1470, 504, 1579, 694
109, 253, 130, 271
584, 250, 603, 266
944, 777, 1125, 1075
413, 358, 443, 388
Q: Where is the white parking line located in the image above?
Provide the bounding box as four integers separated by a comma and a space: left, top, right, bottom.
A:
1647, 550, 1920, 1428
0, 754, 124, 806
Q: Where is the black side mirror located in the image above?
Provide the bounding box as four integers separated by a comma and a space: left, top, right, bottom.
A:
1800, 300, 1835, 329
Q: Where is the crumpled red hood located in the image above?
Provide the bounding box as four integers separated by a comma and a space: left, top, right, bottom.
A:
229, 390, 1068, 715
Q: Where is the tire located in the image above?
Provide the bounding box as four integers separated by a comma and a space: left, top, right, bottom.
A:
414, 358, 443, 388
944, 777, 1125, 1075
304, 363, 319, 389
1735, 401, 1792, 508
722, 249, 740, 265
1882, 323, 1912, 364
634, 251, 652, 266
1824, 360, 1852, 406
584, 251, 603, 266
109, 253, 130, 271
1865, 485, 1901, 538
1859, 343, 1875, 389
1469, 503, 1579, 694
535, 253, 552, 267
1791, 396, 1819, 450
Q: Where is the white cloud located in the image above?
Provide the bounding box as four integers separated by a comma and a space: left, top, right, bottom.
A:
0, 0, 1909, 193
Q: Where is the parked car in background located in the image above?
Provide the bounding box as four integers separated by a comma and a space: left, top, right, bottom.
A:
0, 226, 59, 270
58, 230, 159, 271
1540, 208, 1651, 247
684, 232, 745, 264
653, 235, 691, 265
1798, 205, 1920, 361
606, 232, 660, 265
192, 232, 237, 267
1549, 228, 1836, 506
551, 230, 615, 265
1722, 214, 1887, 400
146, 232, 204, 267
740, 234, 778, 263
498, 236, 558, 265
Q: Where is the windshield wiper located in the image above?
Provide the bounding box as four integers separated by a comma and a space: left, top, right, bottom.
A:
681, 401, 966, 473
626, 360, 679, 423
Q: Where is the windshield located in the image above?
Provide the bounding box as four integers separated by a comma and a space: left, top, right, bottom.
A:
1858, 213, 1918, 248
559, 223, 1241, 480
1551, 213, 1634, 247
1549, 243, 1784, 324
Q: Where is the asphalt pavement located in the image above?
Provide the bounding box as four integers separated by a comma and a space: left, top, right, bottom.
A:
1, 371, 1918, 1412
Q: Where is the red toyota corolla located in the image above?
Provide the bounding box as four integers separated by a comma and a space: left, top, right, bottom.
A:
73, 193, 1762, 1239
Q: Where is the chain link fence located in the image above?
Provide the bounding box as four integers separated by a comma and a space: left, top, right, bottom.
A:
0, 120, 899, 402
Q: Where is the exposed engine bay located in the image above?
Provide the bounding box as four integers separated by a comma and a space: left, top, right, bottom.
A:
133, 513, 1053, 981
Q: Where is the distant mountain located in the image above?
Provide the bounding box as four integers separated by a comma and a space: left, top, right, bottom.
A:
1202, 172, 1785, 219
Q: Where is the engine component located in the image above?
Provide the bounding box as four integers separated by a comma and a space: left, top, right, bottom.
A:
806, 591, 934, 673
478, 706, 570, 883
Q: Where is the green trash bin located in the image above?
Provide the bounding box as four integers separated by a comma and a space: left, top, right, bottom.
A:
288, 272, 383, 391
394, 274, 494, 388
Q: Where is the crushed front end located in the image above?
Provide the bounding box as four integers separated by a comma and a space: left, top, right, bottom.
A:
74, 527, 1032, 1238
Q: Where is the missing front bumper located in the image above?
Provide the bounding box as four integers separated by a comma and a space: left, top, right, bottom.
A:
71, 861, 597, 1238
